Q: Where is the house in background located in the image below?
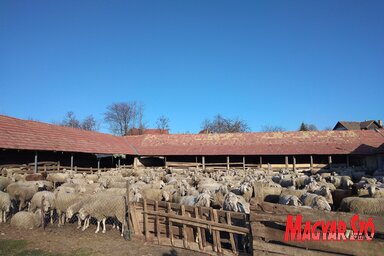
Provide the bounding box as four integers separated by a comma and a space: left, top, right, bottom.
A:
333, 120, 383, 131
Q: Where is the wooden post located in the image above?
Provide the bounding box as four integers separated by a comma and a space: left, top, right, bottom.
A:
243, 156, 246, 170
195, 156, 198, 169
155, 201, 160, 244
259, 156, 263, 168
57, 161, 60, 171
34, 151, 38, 173
310, 155, 314, 169
97, 159, 100, 170
118, 158, 121, 168
226, 156, 230, 170
202, 156, 206, 169
199, 206, 206, 248
226, 212, 237, 254
212, 209, 221, 253
328, 155, 333, 169
164, 156, 167, 168
125, 181, 132, 239
210, 208, 218, 252
194, 207, 203, 250
143, 199, 149, 240
181, 205, 188, 249
285, 156, 289, 169
346, 155, 350, 167
293, 156, 296, 171
167, 203, 174, 246
70, 154, 74, 170
74, 166, 77, 173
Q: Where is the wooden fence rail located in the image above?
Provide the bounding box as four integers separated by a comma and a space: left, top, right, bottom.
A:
128, 199, 252, 255
250, 199, 384, 256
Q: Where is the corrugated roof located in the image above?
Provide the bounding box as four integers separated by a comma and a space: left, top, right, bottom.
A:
0, 115, 135, 155
1, 115, 383, 156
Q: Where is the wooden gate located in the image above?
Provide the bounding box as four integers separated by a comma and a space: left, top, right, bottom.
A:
128, 199, 252, 255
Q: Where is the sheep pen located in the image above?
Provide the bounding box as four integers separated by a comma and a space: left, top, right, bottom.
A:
0, 165, 384, 255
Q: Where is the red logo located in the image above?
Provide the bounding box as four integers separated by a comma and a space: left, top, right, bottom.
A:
284, 214, 375, 241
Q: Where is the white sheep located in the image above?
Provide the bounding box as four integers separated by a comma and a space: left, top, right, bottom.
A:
278, 195, 302, 206
300, 193, 331, 211
0, 191, 12, 222
29, 191, 55, 224
10, 209, 42, 229
223, 192, 250, 214
340, 197, 384, 216
179, 192, 211, 207
78, 194, 126, 235
7, 182, 39, 211
367, 184, 384, 198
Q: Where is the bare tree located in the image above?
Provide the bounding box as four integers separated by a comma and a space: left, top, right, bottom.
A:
298, 122, 318, 131
261, 125, 286, 132
62, 111, 81, 128
81, 115, 98, 131
104, 101, 145, 136
156, 115, 170, 134
201, 114, 249, 133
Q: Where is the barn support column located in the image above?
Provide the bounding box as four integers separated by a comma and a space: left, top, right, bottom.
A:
34, 151, 38, 173
346, 155, 350, 167
195, 156, 198, 169
202, 156, 206, 169
328, 155, 333, 169
293, 156, 296, 171
118, 158, 121, 168
259, 156, 263, 168
285, 156, 289, 169
242, 156, 246, 171
164, 157, 167, 168
226, 156, 230, 170
97, 159, 100, 170
57, 161, 60, 171
310, 155, 314, 169
70, 154, 74, 170
133, 157, 139, 169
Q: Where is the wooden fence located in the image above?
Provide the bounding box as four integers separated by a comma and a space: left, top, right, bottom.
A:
250, 199, 384, 256
128, 199, 252, 255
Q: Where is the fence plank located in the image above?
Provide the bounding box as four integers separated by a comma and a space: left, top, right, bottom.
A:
181, 205, 189, 249
212, 209, 222, 253
194, 207, 203, 251
199, 206, 207, 248
143, 199, 149, 240
167, 203, 174, 246
226, 212, 237, 254
155, 201, 160, 244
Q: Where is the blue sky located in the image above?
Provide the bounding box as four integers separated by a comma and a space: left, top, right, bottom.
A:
1, 1, 383, 134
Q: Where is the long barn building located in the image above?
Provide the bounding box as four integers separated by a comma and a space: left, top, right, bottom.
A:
0, 115, 383, 171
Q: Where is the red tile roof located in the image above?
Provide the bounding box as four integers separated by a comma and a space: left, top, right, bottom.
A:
1, 115, 383, 156
131, 131, 384, 156
0, 115, 136, 155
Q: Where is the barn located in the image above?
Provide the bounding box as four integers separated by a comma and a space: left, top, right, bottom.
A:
0, 114, 383, 172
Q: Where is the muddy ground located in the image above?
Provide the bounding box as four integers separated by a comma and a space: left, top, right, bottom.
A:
0, 222, 205, 256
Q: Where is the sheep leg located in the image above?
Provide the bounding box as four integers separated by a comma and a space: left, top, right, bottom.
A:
57, 211, 62, 227
50, 209, 54, 225
0, 211, 2, 223
102, 218, 106, 233
95, 220, 101, 233
77, 214, 82, 229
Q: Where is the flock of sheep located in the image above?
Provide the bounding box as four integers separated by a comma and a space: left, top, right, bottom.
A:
0, 165, 384, 237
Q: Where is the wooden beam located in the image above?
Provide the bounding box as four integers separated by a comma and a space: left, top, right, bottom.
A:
285, 156, 289, 169
243, 156, 246, 171
70, 154, 74, 170
34, 151, 38, 173
202, 156, 205, 169
259, 156, 263, 168
226, 156, 230, 170
310, 155, 313, 169
292, 156, 296, 171
328, 155, 332, 168
97, 159, 100, 170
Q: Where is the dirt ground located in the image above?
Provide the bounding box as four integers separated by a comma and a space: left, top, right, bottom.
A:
0, 222, 206, 256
